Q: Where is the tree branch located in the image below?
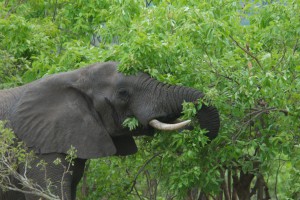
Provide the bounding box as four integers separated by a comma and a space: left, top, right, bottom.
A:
4, 0, 25, 19
275, 152, 283, 200
145, 0, 153, 7
220, 168, 230, 200
128, 152, 162, 194
52, 0, 58, 22
229, 35, 263, 69
81, 160, 90, 197
293, 38, 299, 55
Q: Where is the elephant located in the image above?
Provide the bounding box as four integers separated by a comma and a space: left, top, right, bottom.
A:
0, 62, 220, 200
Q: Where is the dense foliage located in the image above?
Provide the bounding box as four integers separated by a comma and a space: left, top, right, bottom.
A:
0, 0, 299, 199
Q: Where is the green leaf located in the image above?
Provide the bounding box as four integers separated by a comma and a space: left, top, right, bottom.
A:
122, 117, 140, 131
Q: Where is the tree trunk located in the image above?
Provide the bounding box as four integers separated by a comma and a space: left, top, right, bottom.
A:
233, 170, 254, 200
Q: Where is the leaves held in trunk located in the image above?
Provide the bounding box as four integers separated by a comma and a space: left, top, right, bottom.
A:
122, 117, 140, 131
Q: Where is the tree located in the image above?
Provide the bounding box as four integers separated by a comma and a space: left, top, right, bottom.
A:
0, 0, 299, 199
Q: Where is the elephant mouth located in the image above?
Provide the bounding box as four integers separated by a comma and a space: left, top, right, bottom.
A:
148, 118, 191, 131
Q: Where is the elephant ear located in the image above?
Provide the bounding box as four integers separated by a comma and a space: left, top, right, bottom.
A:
11, 74, 117, 159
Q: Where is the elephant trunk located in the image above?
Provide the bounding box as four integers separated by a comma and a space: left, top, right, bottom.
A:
160, 84, 220, 140
166, 85, 204, 113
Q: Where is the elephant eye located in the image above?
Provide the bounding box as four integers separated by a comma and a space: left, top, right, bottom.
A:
117, 89, 130, 101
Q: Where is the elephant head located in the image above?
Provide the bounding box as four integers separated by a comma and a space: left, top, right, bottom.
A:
10, 62, 220, 159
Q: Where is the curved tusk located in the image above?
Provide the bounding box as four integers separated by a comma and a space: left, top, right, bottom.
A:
149, 119, 191, 131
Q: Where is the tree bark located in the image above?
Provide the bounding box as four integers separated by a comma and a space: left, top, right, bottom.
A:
233, 169, 254, 200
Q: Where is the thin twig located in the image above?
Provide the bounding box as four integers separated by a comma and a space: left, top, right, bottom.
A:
234, 106, 289, 140
220, 168, 230, 200
126, 169, 143, 200
128, 152, 162, 194
229, 35, 263, 69
145, 0, 153, 7
210, 69, 240, 85
275, 152, 284, 200
4, 0, 25, 19
52, 0, 58, 22
293, 38, 299, 55
144, 170, 153, 200
81, 160, 90, 197
276, 43, 287, 68
133, 185, 143, 200
227, 169, 232, 199
204, 49, 240, 86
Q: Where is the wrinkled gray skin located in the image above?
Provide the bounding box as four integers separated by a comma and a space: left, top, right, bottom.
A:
0, 62, 220, 200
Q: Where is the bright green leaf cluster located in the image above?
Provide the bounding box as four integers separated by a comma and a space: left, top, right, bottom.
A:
122, 117, 140, 131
